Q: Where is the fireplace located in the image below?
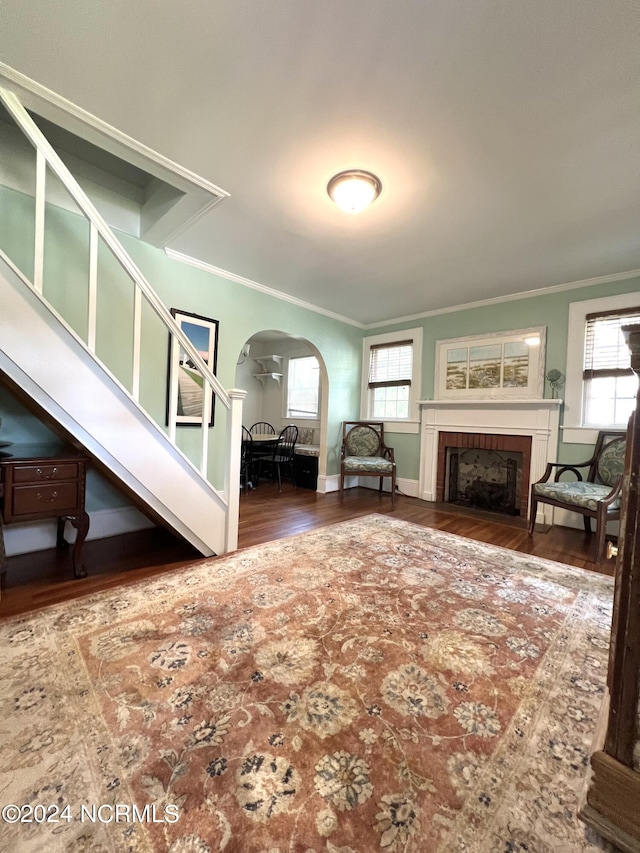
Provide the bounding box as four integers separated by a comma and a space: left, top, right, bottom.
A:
438, 432, 532, 517
418, 399, 562, 526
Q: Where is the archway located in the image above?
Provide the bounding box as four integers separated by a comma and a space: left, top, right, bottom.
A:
235, 330, 329, 490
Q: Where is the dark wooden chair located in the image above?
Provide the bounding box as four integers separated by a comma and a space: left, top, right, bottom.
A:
249, 422, 275, 437
241, 426, 254, 494
249, 422, 276, 466
259, 425, 299, 491
340, 421, 396, 505
528, 429, 627, 562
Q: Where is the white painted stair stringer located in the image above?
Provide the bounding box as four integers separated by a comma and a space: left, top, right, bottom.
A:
0, 254, 226, 556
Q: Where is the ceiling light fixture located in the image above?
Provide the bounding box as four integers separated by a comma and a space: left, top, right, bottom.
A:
327, 170, 382, 214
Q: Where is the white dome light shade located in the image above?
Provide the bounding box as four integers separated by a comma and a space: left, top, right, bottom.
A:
327, 170, 382, 214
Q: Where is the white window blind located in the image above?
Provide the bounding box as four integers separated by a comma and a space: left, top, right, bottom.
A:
583, 307, 640, 379
368, 341, 413, 388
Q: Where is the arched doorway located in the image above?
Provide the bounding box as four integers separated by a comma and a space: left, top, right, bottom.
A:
235, 330, 329, 490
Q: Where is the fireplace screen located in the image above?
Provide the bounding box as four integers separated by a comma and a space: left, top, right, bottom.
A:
446, 448, 523, 515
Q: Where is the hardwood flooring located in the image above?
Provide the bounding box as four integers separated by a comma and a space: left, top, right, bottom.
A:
0, 484, 615, 618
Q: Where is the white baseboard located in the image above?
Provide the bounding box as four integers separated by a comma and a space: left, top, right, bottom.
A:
358, 477, 419, 498
318, 475, 419, 498
552, 507, 620, 536
3, 505, 155, 557
317, 474, 338, 494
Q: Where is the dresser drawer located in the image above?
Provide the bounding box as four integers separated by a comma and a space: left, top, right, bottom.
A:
9, 482, 80, 518
12, 462, 80, 484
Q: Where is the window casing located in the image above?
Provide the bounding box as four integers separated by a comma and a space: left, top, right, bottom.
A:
361, 328, 422, 433
287, 355, 319, 419
564, 290, 640, 443
582, 307, 640, 427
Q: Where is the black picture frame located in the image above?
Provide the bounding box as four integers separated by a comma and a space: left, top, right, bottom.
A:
166, 308, 219, 427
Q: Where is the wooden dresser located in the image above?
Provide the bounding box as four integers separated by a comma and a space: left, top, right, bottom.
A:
0, 444, 90, 582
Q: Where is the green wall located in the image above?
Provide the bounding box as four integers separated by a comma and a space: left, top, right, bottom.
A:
0, 185, 362, 503
1, 182, 638, 505
368, 273, 640, 479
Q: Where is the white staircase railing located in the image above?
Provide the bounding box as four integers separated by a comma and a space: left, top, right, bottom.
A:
0, 86, 243, 552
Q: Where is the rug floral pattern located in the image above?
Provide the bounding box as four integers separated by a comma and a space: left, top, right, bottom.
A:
0, 515, 616, 852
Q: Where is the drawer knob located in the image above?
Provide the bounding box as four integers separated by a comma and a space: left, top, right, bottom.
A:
36, 490, 58, 503
36, 467, 58, 479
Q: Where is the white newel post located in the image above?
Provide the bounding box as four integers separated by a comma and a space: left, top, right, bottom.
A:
224, 388, 246, 553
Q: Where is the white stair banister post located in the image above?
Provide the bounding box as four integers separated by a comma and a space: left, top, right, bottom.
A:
224, 388, 246, 553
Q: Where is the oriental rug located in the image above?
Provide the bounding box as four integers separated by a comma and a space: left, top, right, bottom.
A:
0, 515, 616, 853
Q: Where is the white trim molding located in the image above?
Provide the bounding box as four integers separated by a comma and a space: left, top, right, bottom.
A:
418, 398, 562, 525
563, 290, 640, 444
361, 327, 423, 434
3, 506, 154, 557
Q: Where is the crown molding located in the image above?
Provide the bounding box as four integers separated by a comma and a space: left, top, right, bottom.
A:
166, 252, 640, 333
363, 270, 640, 329
164, 249, 365, 329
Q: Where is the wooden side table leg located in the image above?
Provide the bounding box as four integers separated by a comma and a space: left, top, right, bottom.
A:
64, 512, 90, 579
56, 516, 68, 548
69, 512, 89, 579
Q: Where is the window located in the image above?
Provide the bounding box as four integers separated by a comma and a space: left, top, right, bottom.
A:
287, 355, 319, 418
361, 328, 423, 432
368, 340, 413, 419
583, 307, 640, 427
564, 289, 640, 443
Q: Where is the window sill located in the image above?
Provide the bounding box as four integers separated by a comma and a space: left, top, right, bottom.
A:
381, 420, 419, 435
561, 425, 603, 444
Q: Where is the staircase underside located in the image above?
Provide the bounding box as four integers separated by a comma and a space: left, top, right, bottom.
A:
0, 254, 228, 557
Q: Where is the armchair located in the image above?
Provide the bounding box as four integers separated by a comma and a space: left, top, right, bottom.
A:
528, 429, 627, 562
340, 421, 396, 505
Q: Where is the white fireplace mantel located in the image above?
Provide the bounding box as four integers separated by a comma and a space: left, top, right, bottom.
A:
418, 398, 562, 524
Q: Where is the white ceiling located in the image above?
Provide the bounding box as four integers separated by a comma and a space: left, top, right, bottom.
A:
1, 1, 638, 326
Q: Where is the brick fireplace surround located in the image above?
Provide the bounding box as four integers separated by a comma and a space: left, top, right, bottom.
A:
418, 399, 562, 526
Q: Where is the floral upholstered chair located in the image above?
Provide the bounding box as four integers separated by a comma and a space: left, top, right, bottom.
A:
528, 429, 627, 562
340, 421, 396, 505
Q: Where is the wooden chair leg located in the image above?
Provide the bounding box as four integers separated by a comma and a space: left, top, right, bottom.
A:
339, 466, 344, 501
391, 470, 396, 506
584, 516, 592, 534
594, 505, 608, 563
528, 495, 538, 535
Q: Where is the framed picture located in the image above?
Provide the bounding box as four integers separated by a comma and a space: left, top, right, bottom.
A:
167, 308, 219, 427
434, 327, 546, 400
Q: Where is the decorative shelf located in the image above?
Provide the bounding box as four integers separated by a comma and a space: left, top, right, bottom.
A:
253, 354, 283, 373
253, 372, 283, 386
252, 354, 284, 385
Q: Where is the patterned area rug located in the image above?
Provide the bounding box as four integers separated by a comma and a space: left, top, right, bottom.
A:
0, 515, 616, 853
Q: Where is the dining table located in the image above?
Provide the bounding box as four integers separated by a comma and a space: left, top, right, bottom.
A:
249, 433, 279, 445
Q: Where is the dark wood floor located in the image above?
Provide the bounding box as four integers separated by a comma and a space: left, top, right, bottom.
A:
0, 484, 615, 618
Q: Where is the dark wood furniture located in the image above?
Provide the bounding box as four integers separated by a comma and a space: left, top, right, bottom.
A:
294, 450, 319, 490
340, 421, 396, 505
249, 421, 277, 465
258, 425, 298, 491
0, 444, 90, 582
581, 324, 640, 851
528, 429, 626, 562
